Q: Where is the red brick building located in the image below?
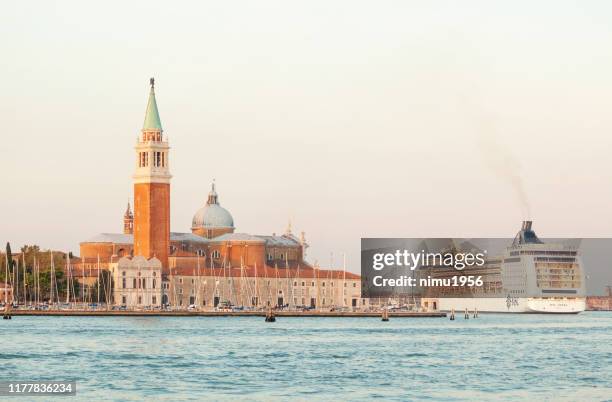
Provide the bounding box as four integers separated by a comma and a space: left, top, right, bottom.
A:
77, 79, 362, 309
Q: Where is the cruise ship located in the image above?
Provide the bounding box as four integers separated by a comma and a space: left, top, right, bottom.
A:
430, 221, 586, 313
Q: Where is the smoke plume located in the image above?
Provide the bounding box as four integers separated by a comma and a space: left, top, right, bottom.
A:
477, 119, 531, 219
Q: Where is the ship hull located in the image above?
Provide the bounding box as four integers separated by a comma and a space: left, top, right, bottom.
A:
437, 297, 585, 314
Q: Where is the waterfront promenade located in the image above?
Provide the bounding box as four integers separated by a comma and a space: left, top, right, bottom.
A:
9, 310, 445, 317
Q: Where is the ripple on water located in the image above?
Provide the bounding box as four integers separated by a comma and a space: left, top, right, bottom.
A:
0, 314, 611, 400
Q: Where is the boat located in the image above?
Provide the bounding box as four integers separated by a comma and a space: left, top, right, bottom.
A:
431, 221, 586, 313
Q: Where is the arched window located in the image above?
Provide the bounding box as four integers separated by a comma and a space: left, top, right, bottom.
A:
133, 278, 137, 288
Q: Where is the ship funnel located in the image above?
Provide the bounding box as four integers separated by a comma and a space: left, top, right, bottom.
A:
513, 220, 542, 247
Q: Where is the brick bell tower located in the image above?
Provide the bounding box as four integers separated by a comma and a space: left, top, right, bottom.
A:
133, 78, 171, 268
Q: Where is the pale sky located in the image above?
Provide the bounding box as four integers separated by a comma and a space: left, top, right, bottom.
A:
1, 1, 612, 273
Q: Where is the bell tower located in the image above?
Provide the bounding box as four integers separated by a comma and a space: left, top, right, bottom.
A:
133, 78, 171, 268
123, 200, 134, 234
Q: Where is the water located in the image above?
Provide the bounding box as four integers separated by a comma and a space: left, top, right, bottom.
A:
1, 313, 611, 401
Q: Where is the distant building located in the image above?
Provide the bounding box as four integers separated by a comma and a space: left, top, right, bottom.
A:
109, 256, 162, 308
167, 265, 364, 309
77, 79, 364, 310
586, 287, 612, 311
0, 282, 13, 303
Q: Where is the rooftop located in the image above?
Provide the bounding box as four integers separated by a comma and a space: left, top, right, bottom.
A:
82, 232, 209, 244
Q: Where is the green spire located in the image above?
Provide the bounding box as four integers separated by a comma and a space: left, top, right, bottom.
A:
142, 77, 162, 131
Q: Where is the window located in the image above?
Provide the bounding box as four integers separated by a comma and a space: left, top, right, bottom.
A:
122, 278, 126, 289
267, 253, 273, 261
353, 283, 356, 288
122, 296, 126, 304
212, 250, 221, 259
133, 278, 137, 288
162, 152, 165, 167
122, 271, 126, 277
179, 288, 183, 295
153, 279, 156, 289
322, 282, 326, 287
311, 282, 315, 286
301, 282, 305, 286
293, 281, 297, 286
191, 279, 195, 284
138, 296, 142, 304
279, 253, 284, 260
142, 278, 146, 288
179, 278, 183, 284
152, 296, 157, 304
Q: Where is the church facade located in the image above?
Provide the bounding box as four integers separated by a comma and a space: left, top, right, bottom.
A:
78, 79, 365, 310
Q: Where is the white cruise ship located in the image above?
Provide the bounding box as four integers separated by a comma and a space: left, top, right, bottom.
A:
434, 221, 586, 313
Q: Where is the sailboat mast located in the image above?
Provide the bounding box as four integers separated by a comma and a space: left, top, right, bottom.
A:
22, 252, 27, 305
97, 255, 100, 304
15, 258, 19, 305
343, 253, 346, 307
81, 256, 85, 305
34, 255, 38, 306
4, 252, 8, 305
195, 254, 200, 307
254, 262, 258, 308
49, 250, 54, 306
66, 253, 70, 304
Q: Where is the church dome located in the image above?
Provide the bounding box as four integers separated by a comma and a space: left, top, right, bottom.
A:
192, 182, 234, 230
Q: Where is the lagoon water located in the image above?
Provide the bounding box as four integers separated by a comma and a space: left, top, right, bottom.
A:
1, 313, 611, 401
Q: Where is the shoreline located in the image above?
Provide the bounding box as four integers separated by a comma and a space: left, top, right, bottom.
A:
7, 310, 446, 318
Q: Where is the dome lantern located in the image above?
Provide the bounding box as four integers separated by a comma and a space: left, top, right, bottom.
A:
191, 181, 235, 239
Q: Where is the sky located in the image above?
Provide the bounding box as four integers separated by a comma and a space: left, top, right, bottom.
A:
1, 1, 612, 274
